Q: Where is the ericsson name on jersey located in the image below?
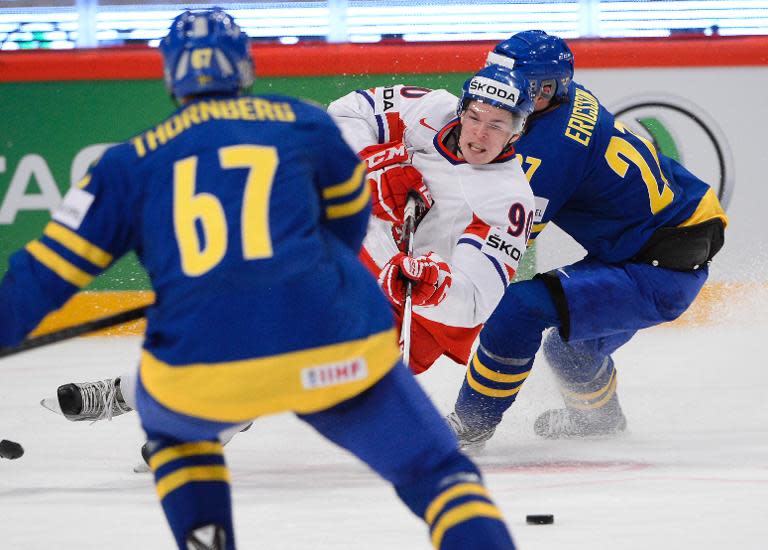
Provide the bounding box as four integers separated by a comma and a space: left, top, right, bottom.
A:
520, 81, 727, 263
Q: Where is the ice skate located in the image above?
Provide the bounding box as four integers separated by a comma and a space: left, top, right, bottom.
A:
446, 411, 496, 452
533, 396, 627, 439
40, 378, 133, 422
186, 523, 226, 550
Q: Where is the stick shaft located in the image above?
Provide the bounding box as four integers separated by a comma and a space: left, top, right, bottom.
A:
0, 305, 148, 359
400, 194, 420, 368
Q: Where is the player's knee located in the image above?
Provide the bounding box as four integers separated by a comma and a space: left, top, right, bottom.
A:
484, 279, 559, 351
654, 286, 695, 321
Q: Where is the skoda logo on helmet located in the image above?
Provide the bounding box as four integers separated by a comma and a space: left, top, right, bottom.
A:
612, 94, 735, 211
469, 76, 520, 109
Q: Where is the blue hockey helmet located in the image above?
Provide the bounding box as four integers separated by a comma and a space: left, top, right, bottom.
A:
487, 30, 574, 102
457, 64, 535, 134
160, 9, 254, 99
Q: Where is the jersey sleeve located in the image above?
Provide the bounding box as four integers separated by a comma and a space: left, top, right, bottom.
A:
417, 186, 535, 328
0, 146, 139, 345
327, 85, 433, 152
308, 110, 371, 253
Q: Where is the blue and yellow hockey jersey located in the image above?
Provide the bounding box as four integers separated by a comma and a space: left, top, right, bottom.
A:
519, 82, 727, 263
0, 95, 399, 422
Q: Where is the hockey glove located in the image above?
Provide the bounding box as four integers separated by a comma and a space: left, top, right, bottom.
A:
378, 252, 452, 308
367, 166, 433, 224
359, 141, 410, 171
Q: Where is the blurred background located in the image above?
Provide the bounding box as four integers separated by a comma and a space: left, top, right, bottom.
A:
1, 0, 766, 50
1, 1, 766, 332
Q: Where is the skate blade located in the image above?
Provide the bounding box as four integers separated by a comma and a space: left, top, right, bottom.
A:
40, 397, 63, 416
133, 462, 151, 474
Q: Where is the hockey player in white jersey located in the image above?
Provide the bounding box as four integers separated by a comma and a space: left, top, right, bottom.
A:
328, 64, 535, 374
43, 66, 535, 432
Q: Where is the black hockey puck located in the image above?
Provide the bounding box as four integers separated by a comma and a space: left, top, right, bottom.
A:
0, 439, 24, 460
526, 514, 554, 525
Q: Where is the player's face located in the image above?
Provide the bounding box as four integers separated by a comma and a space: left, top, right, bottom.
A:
534, 83, 554, 112
459, 101, 519, 165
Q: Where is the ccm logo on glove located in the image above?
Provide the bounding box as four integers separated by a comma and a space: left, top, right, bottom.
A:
360, 142, 409, 171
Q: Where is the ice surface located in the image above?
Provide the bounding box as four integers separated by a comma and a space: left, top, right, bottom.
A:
1, 304, 766, 549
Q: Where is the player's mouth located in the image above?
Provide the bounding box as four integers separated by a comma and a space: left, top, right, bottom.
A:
467, 143, 486, 153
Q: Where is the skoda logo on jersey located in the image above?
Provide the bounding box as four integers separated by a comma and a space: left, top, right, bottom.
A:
612, 94, 735, 210
469, 76, 520, 110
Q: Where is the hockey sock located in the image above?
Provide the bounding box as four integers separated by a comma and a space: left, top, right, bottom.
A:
396, 451, 515, 550
146, 438, 234, 550
542, 332, 619, 411
561, 365, 619, 413
454, 278, 558, 430
455, 344, 533, 430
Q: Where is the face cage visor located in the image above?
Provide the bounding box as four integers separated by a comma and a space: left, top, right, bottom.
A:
531, 78, 557, 102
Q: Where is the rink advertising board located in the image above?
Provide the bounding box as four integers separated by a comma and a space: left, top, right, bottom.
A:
1, 37, 766, 334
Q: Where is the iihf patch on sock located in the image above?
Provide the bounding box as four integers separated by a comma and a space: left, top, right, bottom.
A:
301, 358, 368, 389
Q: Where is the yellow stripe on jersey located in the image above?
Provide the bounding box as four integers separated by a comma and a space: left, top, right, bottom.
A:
466, 364, 522, 398
679, 187, 729, 228
431, 502, 504, 549
562, 370, 618, 410
322, 162, 366, 199
149, 441, 223, 471
140, 328, 399, 422
43, 222, 113, 268
527, 222, 547, 247
425, 483, 491, 525
76, 174, 91, 189
25, 240, 94, 288
155, 465, 230, 500
471, 355, 530, 384
325, 181, 371, 219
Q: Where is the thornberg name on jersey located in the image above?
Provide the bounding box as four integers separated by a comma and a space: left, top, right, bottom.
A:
131, 98, 297, 158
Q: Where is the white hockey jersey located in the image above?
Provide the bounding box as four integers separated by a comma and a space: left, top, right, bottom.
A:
328, 85, 534, 369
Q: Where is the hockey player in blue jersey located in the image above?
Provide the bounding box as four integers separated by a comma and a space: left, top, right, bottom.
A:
446, 30, 728, 447
0, 10, 517, 549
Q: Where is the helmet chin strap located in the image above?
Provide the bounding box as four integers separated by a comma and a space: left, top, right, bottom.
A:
501, 140, 515, 154
450, 124, 464, 158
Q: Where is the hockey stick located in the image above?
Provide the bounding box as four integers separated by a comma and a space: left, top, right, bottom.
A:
0, 304, 149, 360
399, 193, 422, 368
